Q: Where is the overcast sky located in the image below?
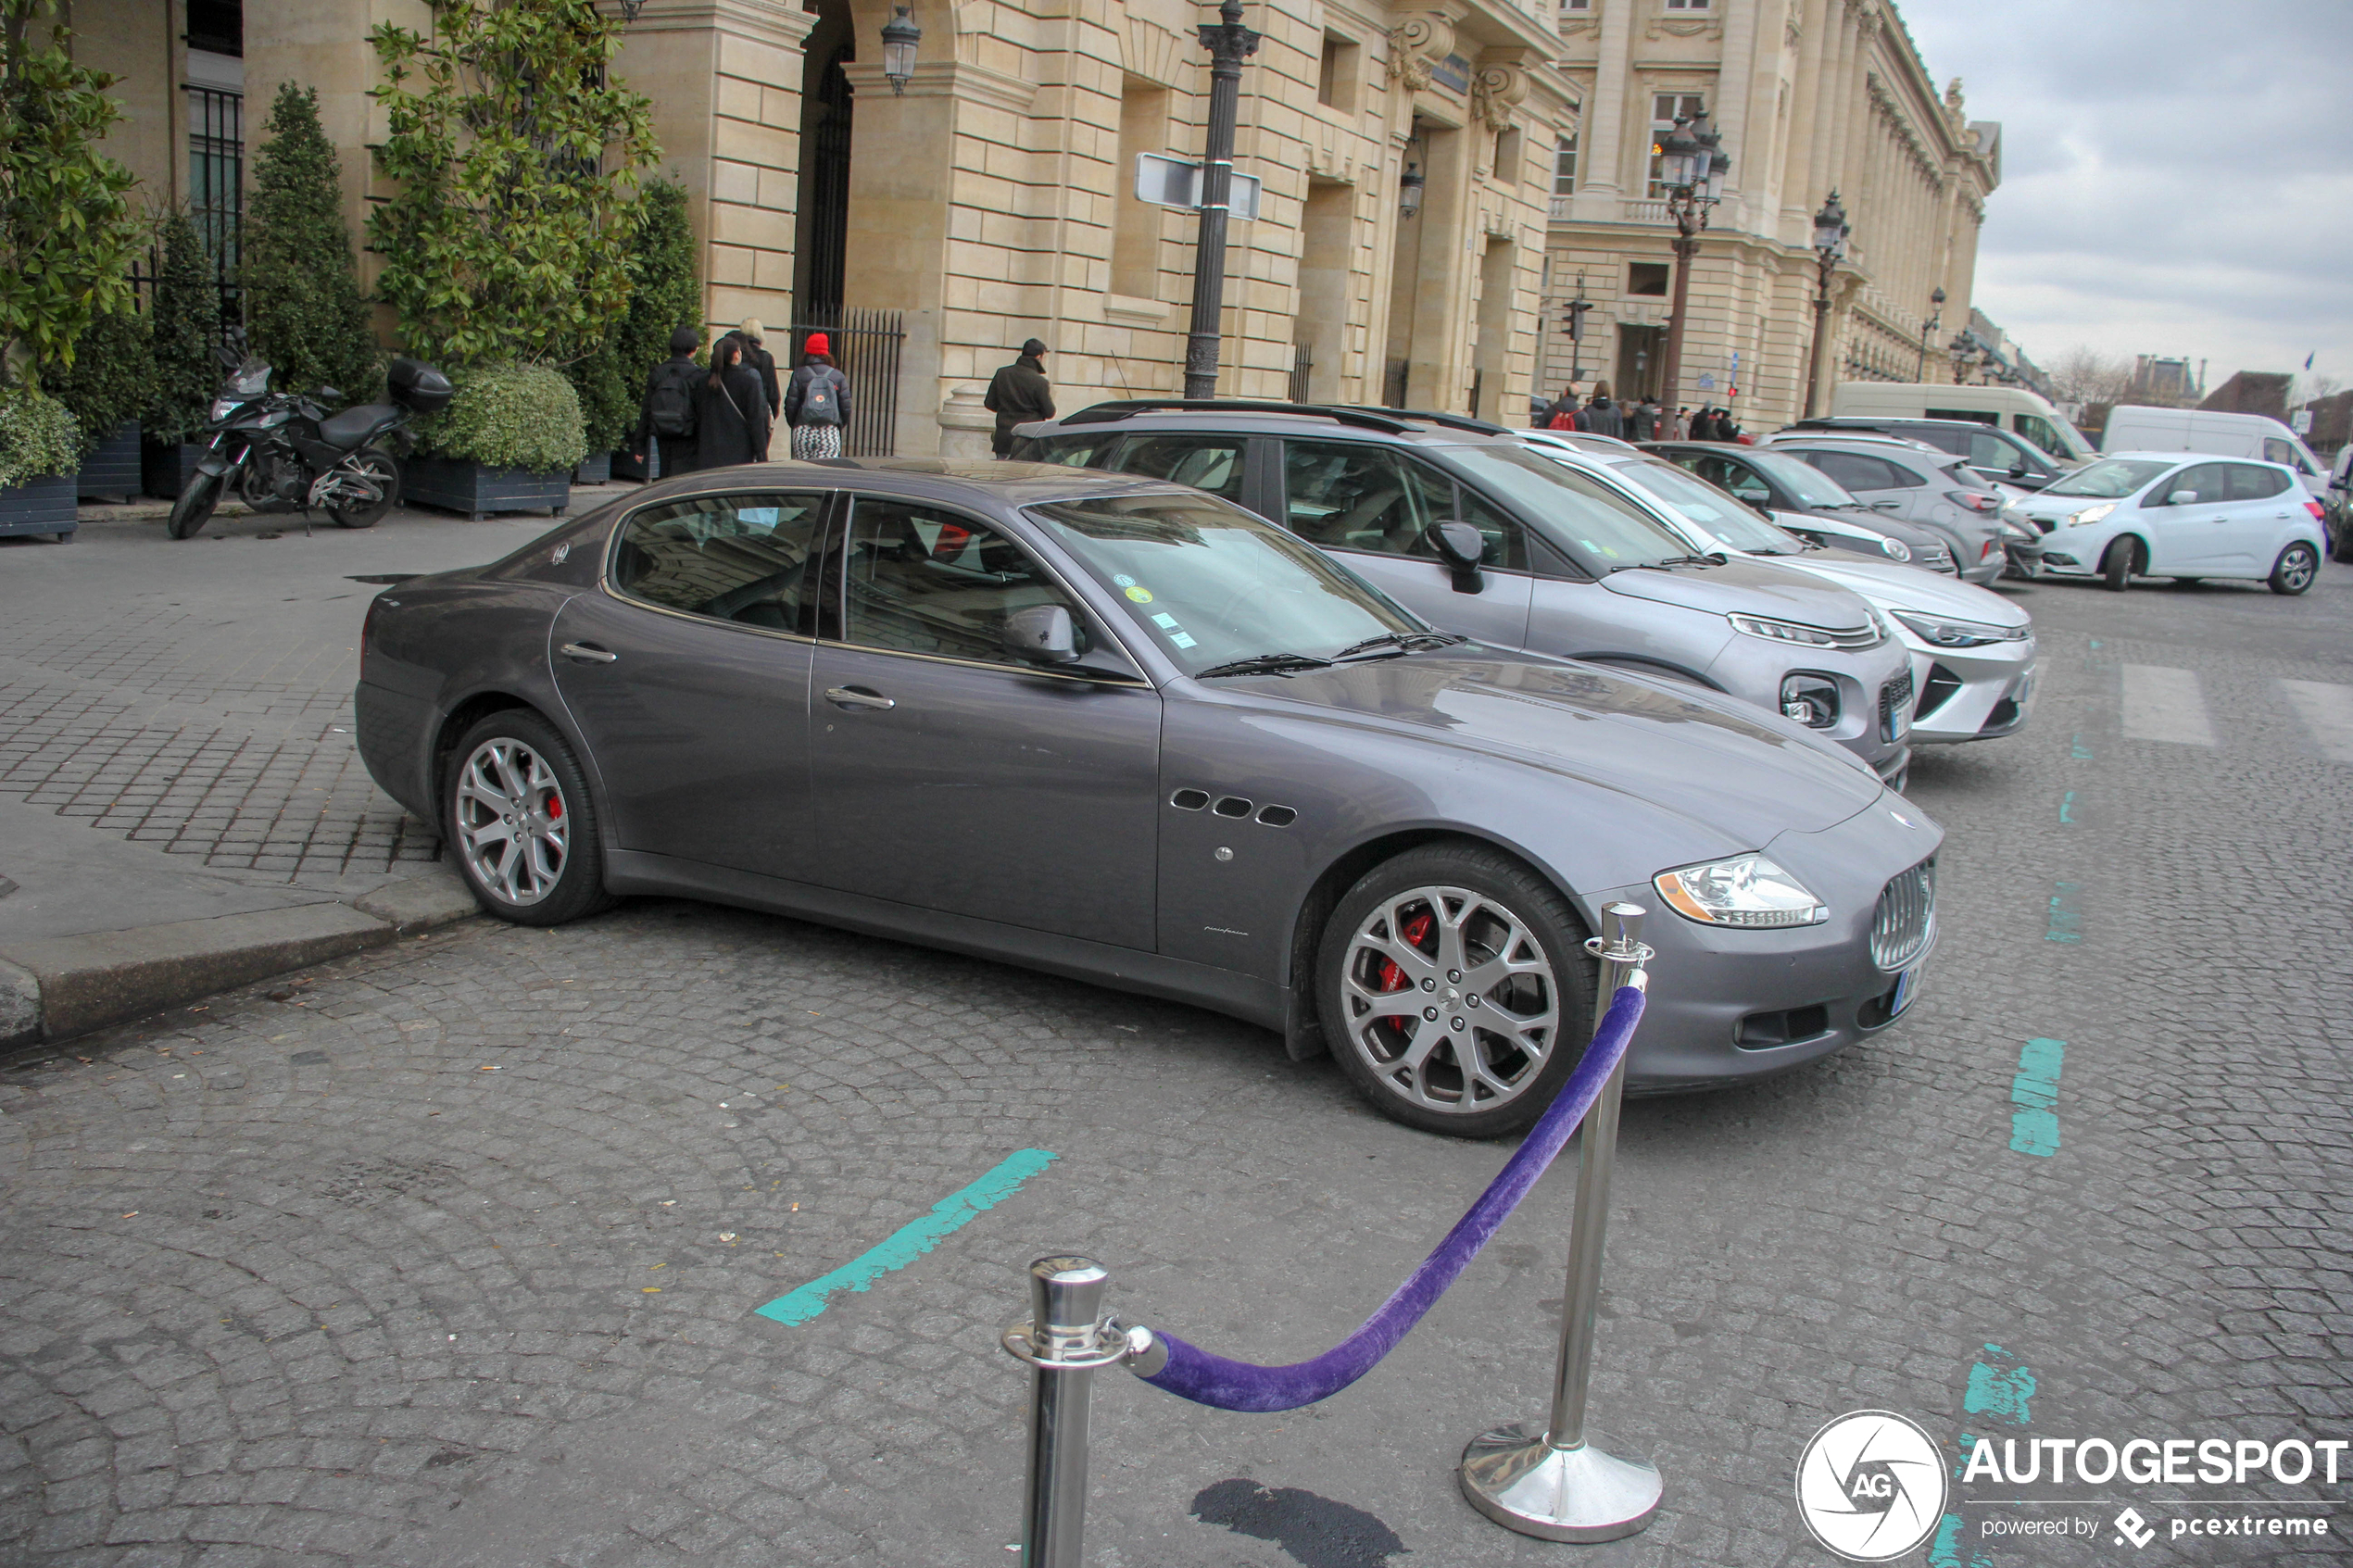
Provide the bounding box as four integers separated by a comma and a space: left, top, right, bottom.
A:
1904, 0, 2352, 388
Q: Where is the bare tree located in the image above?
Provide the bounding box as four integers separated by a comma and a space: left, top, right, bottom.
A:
2292, 371, 2343, 408
2045, 345, 2134, 408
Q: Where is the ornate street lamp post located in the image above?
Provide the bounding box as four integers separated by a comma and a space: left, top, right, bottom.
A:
1915, 285, 1944, 381
1563, 272, 1592, 385
1182, 0, 1260, 399
1655, 109, 1729, 420
880, 5, 923, 94
1950, 333, 1981, 385
1803, 190, 1847, 420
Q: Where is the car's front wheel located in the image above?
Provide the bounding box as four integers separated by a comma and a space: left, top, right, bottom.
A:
2269, 541, 2318, 596
444, 709, 615, 926
2101, 536, 2138, 592
1317, 844, 1595, 1138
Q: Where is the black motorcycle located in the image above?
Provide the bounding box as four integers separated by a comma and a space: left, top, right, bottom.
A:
167, 356, 452, 540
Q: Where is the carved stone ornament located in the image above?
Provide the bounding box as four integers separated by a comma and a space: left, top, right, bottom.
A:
1385, 13, 1453, 90
1471, 64, 1529, 132
1646, 15, 1722, 39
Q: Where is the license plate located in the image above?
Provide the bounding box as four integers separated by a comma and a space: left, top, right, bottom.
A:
1887, 963, 1924, 1019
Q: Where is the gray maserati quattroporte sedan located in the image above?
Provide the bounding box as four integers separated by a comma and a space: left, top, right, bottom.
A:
355, 460, 1941, 1136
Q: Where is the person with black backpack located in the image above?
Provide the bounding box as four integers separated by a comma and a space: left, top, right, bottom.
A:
783, 332, 850, 460
631, 326, 703, 477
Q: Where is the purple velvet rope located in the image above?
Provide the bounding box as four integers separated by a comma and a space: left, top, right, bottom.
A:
1139, 984, 1647, 1413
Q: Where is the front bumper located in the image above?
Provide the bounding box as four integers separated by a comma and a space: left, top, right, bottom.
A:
1902, 633, 2038, 744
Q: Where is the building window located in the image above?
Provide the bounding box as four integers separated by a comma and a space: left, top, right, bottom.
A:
1627, 261, 1668, 296
186, 85, 244, 325
1111, 80, 1166, 299
1646, 92, 1707, 197
1561, 0, 1592, 9
1492, 126, 1522, 188
1554, 132, 1578, 195
1317, 34, 1359, 113
1664, 0, 1711, 9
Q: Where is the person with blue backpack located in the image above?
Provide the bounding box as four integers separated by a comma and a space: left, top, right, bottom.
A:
784, 332, 851, 459
629, 325, 704, 477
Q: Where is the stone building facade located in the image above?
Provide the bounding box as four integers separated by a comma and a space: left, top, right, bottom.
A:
1540, 0, 1997, 430
79, 0, 1579, 457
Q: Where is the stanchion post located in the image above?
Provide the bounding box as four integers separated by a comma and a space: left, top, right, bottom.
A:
1459, 901, 1662, 1542
1002, 1256, 1126, 1568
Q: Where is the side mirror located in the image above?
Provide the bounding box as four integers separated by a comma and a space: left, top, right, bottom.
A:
1744, 494, 1773, 515
2009, 461, 2029, 479
2166, 489, 2197, 507
1426, 521, 1487, 592
1002, 604, 1078, 664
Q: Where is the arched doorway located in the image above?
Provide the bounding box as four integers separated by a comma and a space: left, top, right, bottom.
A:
793, 0, 854, 317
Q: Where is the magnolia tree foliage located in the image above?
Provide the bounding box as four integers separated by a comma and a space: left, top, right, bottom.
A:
0, 0, 144, 383
368, 0, 658, 370
568, 178, 699, 453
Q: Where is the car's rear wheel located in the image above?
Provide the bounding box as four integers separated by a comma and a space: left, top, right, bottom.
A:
2101, 536, 2138, 592
444, 710, 614, 926
1317, 844, 1594, 1138
2269, 541, 2318, 596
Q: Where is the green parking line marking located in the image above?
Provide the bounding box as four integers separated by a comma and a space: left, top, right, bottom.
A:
2009, 1040, 2064, 1157
754, 1148, 1058, 1325
2070, 732, 2094, 759
2058, 789, 2079, 825
2045, 883, 2082, 943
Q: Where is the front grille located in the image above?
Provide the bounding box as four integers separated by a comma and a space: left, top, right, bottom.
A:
1878, 671, 1914, 741
1870, 858, 1936, 971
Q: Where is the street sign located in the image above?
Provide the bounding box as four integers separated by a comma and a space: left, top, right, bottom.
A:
2292, 408, 2313, 434
1134, 153, 1262, 221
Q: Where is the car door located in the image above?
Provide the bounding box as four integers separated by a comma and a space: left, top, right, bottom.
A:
804, 494, 1161, 951
1278, 437, 1534, 646
2220, 463, 2294, 572
548, 488, 828, 877
2140, 462, 2233, 572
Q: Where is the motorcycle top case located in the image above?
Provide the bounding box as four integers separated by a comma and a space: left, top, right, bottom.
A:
387, 358, 454, 414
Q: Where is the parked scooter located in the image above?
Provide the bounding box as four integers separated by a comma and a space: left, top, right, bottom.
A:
167, 353, 453, 540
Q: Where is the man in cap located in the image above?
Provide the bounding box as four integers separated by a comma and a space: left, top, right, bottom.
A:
984, 337, 1056, 458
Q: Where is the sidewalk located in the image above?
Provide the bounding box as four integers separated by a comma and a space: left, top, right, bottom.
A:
0, 491, 630, 1049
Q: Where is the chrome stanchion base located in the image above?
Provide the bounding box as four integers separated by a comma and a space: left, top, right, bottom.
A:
1458, 1424, 1661, 1542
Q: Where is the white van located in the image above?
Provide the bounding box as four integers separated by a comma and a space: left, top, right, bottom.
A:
2099, 405, 2327, 495
1830, 382, 2095, 464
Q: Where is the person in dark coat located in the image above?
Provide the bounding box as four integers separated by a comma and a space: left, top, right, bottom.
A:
693, 335, 772, 469
1582, 383, 1624, 439
1629, 396, 1660, 442
983, 338, 1055, 457
722, 320, 781, 432
630, 325, 704, 478
1689, 407, 1719, 441
782, 333, 851, 460
1541, 385, 1579, 429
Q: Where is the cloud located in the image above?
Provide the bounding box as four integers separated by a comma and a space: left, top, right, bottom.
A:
1905, 0, 2353, 379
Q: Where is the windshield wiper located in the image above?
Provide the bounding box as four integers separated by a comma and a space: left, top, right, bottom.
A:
1196, 651, 1335, 679
1646, 552, 1730, 569
1331, 630, 1467, 660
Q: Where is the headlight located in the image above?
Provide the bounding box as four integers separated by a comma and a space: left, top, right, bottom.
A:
1877, 535, 1913, 561
2067, 503, 2116, 526
1891, 609, 2031, 647
1727, 613, 1878, 649
1779, 673, 1840, 728
1653, 854, 1828, 927
208, 396, 240, 420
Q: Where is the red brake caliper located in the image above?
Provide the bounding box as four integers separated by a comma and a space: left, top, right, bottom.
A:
1375, 910, 1434, 991
544, 792, 562, 821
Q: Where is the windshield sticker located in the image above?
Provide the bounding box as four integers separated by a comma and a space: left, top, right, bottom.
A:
1583, 540, 1621, 558
1170, 632, 1197, 648
1147, 610, 1198, 649
1113, 573, 1137, 587
1124, 584, 1155, 603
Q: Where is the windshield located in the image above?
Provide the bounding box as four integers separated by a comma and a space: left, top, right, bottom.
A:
2044, 458, 2177, 499
1439, 445, 1694, 571
1604, 458, 1804, 554
1738, 448, 1865, 509
1024, 492, 1424, 676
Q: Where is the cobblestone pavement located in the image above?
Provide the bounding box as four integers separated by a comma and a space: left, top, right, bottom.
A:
0, 540, 2347, 1566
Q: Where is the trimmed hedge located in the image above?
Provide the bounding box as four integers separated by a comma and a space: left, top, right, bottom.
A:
42, 307, 153, 458
0, 383, 81, 489
244, 84, 381, 404
423, 363, 587, 474
147, 210, 222, 445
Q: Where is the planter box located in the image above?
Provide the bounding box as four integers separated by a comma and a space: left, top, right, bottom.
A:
610, 446, 654, 482
0, 473, 77, 539
403, 457, 570, 520
142, 437, 204, 499
573, 450, 611, 485
77, 420, 140, 502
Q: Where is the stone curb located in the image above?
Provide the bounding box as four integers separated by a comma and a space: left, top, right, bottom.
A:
0, 866, 479, 1053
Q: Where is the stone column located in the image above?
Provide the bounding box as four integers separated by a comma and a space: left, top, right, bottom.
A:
1780, 0, 1831, 238
1568, 0, 1633, 220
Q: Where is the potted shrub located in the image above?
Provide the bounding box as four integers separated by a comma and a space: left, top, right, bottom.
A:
142, 211, 222, 497
404, 362, 585, 518
0, 383, 79, 539
592, 178, 700, 482
44, 307, 154, 502
241, 84, 381, 405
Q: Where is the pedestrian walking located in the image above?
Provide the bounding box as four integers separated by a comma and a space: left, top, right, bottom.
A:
1583, 382, 1624, 440
630, 325, 704, 478
724, 319, 782, 438
1689, 407, 1719, 441
694, 334, 772, 469
983, 338, 1055, 457
1541, 385, 1579, 430
1629, 395, 1660, 442
783, 332, 851, 460
1669, 405, 1692, 439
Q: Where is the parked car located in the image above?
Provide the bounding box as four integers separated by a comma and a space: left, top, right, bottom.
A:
355, 460, 1944, 1136
1829, 381, 2097, 465
1760, 434, 2010, 585
2099, 405, 2328, 497
2326, 445, 2353, 562
1015, 402, 1916, 784
1642, 441, 1961, 574
1580, 451, 2039, 746
1522, 427, 1645, 458
2006, 452, 2324, 595
1783, 415, 2076, 491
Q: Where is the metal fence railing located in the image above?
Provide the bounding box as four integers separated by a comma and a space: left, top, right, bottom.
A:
786, 307, 905, 458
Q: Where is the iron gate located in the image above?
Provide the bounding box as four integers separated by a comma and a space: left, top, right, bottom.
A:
786, 306, 905, 457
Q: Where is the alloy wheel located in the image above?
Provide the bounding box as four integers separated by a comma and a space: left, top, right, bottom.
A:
1339, 884, 1560, 1115
2278, 546, 2316, 593
455, 738, 571, 905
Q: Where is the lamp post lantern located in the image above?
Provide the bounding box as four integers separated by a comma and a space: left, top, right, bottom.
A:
1398, 158, 1426, 220
1915, 285, 1945, 381
1564, 272, 1592, 386
1802, 190, 1848, 420
1655, 108, 1730, 420
1181, 0, 1260, 399
1949, 333, 1981, 385
880, 4, 922, 93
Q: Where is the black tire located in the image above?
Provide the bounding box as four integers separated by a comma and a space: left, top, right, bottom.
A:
443, 709, 615, 926
2331, 515, 2353, 563
166, 470, 223, 540
328, 446, 399, 529
1316, 843, 1596, 1139
2269, 541, 2319, 596
2100, 535, 2137, 592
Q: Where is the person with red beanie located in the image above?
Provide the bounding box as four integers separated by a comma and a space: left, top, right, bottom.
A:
784, 331, 851, 459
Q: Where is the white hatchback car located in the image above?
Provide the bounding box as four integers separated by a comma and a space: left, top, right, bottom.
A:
2010, 452, 2325, 595
1575, 450, 2039, 745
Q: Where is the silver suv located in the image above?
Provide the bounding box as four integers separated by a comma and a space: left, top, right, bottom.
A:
1014, 402, 1917, 785
1761, 434, 2010, 584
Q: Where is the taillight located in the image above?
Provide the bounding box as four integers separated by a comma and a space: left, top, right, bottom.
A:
1948, 491, 1999, 513
1982, 537, 2002, 560
2309, 500, 2326, 521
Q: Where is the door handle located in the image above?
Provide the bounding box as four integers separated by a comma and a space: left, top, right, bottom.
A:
824, 684, 895, 710
560, 642, 618, 663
